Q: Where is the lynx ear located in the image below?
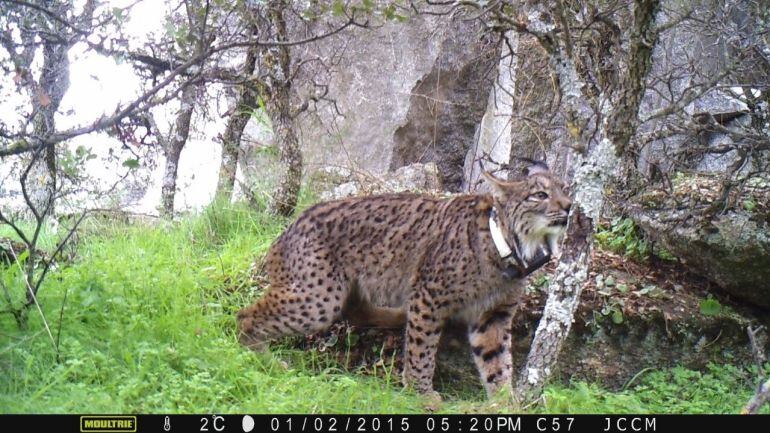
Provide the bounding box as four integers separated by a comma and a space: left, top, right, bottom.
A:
481, 171, 511, 201
523, 160, 549, 176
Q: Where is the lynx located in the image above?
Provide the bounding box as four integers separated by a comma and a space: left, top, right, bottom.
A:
237, 161, 571, 398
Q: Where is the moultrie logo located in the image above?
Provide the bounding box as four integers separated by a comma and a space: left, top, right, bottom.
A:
80, 416, 137, 433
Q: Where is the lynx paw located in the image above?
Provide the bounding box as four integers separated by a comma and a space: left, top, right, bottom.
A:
422, 390, 443, 412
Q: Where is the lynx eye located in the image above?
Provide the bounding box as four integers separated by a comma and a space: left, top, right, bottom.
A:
529, 192, 549, 200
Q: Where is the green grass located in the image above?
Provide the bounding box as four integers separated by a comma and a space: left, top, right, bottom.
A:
1, 202, 766, 413
542, 364, 767, 414
0, 201, 425, 413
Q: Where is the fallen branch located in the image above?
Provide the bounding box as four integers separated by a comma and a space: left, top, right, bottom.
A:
743, 378, 770, 414
742, 325, 769, 414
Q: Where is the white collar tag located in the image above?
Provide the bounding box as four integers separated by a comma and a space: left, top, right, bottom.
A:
489, 210, 513, 258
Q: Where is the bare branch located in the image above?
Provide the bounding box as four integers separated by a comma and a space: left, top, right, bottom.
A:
0, 10, 365, 158
1, 0, 91, 35
743, 325, 769, 414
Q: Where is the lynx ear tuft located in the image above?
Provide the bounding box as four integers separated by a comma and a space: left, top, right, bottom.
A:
481, 171, 511, 201
524, 161, 549, 176
516, 157, 550, 176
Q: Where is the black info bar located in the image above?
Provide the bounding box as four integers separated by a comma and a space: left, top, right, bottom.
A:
1, 414, 767, 433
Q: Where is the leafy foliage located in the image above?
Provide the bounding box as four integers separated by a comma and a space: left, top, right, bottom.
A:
699, 297, 723, 316
595, 217, 650, 260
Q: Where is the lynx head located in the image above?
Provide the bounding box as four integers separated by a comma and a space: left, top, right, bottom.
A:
481, 161, 571, 261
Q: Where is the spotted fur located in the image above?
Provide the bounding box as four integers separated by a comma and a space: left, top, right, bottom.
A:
237, 164, 571, 398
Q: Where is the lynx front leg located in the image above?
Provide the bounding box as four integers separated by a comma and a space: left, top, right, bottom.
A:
402, 293, 444, 397
468, 304, 515, 398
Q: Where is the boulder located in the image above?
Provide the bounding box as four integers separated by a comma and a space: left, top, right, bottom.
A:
290, 11, 497, 191
320, 162, 442, 200
387, 19, 498, 191
633, 209, 770, 309
468, 33, 576, 184
630, 174, 770, 308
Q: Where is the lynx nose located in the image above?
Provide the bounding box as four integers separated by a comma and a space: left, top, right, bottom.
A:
551, 196, 571, 226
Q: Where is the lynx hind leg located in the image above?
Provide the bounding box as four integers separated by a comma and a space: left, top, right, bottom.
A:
468, 304, 515, 398
342, 285, 406, 328
237, 262, 348, 350
344, 303, 406, 328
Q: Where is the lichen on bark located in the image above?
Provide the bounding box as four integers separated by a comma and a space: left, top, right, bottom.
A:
512, 0, 662, 406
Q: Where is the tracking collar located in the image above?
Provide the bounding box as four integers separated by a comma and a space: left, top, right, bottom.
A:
489, 206, 551, 280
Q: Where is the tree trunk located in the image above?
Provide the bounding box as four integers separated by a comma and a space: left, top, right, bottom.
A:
25, 34, 70, 218
215, 42, 260, 203
158, 0, 210, 217
215, 93, 256, 203
514, 0, 661, 405
160, 85, 197, 218
266, 2, 302, 217
515, 134, 618, 405
268, 88, 302, 217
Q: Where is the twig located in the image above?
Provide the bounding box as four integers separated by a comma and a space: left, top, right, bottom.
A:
0, 12, 366, 157
747, 325, 767, 374
55, 282, 69, 364
742, 325, 769, 414
743, 378, 770, 414
623, 367, 657, 390
2, 0, 91, 36
0, 329, 45, 356
8, 243, 58, 356
26, 211, 88, 309
0, 276, 23, 326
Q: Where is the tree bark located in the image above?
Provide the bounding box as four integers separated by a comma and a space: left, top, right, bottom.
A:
215, 42, 260, 203
266, 1, 302, 217
743, 377, 770, 414
23, 12, 72, 218
158, 0, 209, 218
268, 88, 303, 217
514, 0, 661, 405
515, 134, 618, 405
160, 84, 197, 218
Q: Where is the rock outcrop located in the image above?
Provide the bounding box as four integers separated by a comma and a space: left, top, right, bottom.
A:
634, 209, 770, 308
320, 162, 442, 200
287, 11, 498, 191
630, 173, 770, 308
